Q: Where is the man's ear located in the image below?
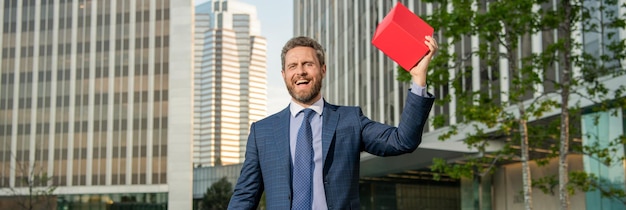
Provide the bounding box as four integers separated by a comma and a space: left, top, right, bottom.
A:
321, 65, 326, 78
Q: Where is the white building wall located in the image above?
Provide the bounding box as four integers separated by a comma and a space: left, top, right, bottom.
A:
168, 0, 194, 209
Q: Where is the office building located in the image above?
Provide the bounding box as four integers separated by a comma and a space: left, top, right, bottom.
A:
294, 0, 625, 209
194, 0, 267, 167
0, 0, 194, 209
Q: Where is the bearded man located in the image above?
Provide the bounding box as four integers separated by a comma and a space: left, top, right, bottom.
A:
228, 36, 438, 210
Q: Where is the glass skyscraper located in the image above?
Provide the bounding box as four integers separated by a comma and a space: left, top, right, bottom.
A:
194, 0, 267, 167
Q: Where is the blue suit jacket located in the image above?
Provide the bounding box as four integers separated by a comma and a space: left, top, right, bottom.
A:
228, 92, 434, 210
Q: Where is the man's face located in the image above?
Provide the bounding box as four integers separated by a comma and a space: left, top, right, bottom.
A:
282, 46, 326, 105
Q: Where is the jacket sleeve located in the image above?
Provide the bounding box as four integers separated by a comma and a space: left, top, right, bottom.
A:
361, 92, 435, 156
227, 122, 264, 210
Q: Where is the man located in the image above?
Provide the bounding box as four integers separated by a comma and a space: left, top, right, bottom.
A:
228, 36, 438, 209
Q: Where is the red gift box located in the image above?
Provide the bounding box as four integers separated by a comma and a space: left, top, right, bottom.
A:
372, 2, 434, 71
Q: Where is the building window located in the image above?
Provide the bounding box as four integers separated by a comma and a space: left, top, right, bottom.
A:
581, 109, 626, 209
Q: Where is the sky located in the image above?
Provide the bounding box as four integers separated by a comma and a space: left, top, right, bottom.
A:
195, 0, 294, 115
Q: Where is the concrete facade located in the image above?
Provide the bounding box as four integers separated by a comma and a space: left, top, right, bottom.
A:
0, 0, 194, 209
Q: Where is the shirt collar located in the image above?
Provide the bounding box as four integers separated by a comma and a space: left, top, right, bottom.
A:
289, 97, 324, 117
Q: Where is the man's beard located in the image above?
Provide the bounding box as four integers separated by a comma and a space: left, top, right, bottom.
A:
286, 78, 322, 104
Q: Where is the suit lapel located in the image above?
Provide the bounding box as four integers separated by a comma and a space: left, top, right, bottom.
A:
272, 107, 292, 186
322, 102, 339, 164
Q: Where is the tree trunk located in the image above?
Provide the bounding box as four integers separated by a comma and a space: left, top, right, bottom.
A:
520, 114, 533, 210
507, 29, 533, 210
559, 0, 572, 209
559, 86, 570, 210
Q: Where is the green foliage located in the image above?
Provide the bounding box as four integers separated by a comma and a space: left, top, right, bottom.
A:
533, 175, 559, 195
569, 171, 626, 205
423, 1, 547, 190
581, 133, 626, 166
201, 177, 233, 210
432, 157, 474, 180
396, 66, 412, 83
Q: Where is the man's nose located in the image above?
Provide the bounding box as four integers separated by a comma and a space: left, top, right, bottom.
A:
296, 65, 307, 75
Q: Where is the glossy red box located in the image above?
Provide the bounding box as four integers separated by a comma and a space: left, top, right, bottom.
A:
372, 2, 434, 71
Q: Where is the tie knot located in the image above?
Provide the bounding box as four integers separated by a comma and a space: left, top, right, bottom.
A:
300, 108, 316, 120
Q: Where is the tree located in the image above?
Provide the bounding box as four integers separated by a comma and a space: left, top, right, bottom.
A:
398, 0, 625, 209
1, 162, 57, 210
200, 176, 233, 210
399, 1, 547, 209
535, 0, 626, 209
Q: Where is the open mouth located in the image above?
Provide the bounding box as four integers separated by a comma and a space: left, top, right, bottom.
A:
295, 79, 310, 86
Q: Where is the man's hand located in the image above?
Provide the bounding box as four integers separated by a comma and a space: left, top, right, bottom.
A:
410, 36, 438, 87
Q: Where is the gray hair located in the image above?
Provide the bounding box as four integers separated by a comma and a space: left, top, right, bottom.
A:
280, 36, 325, 70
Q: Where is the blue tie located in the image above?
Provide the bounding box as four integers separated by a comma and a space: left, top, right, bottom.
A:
293, 108, 315, 210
